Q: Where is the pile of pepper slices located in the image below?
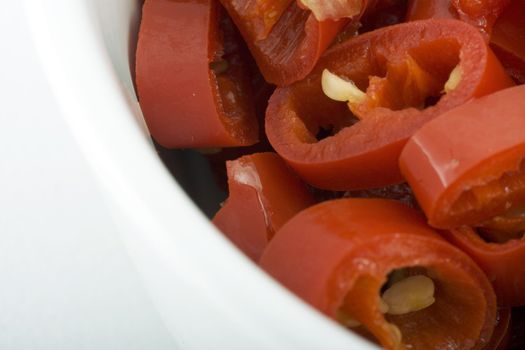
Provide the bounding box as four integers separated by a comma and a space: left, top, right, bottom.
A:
135, 0, 525, 349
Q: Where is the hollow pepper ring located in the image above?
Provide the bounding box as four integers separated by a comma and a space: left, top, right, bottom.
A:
136, 0, 258, 148
260, 199, 497, 350
265, 19, 513, 191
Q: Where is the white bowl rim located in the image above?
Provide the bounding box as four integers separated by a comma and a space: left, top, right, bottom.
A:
22, 1, 376, 349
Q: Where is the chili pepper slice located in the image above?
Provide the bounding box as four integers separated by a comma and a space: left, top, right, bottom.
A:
260, 199, 496, 350
490, 0, 525, 84
219, 0, 350, 86
219, 0, 294, 42
442, 226, 525, 306
213, 152, 314, 261
452, 0, 510, 36
406, 0, 510, 36
484, 308, 511, 350
297, 0, 368, 21
266, 19, 513, 191
399, 85, 525, 230
136, 0, 258, 148
406, 0, 458, 21
344, 182, 418, 208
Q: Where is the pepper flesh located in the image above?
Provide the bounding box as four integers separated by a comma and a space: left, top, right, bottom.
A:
297, 0, 366, 21
399, 85, 525, 230
406, 0, 510, 36
219, 0, 294, 41
406, 0, 457, 21
260, 199, 497, 350
490, 0, 525, 84
219, 0, 351, 86
265, 19, 513, 191
452, 0, 510, 36
136, 0, 258, 148
483, 308, 511, 350
213, 152, 314, 261
443, 226, 525, 306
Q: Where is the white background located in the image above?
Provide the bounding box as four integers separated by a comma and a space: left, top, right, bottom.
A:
0, 2, 176, 349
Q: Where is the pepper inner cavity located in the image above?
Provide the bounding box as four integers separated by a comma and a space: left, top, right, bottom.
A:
322, 39, 461, 116
448, 159, 525, 236
337, 268, 436, 329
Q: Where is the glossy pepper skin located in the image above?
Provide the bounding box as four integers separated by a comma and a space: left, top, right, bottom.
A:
484, 308, 511, 350
219, 0, 351, 86
406, 0, 457, 21
406, 0, 510, 36
222, 0, 294, 42
260, 199, 497, 350
451, 0, 510, 35
213, 152, 314, 261
136, 0, 258, 148
490, 0, 525, 84
442, 226, 525, 307
399, 85, 525, 230
266, 19, 513, 191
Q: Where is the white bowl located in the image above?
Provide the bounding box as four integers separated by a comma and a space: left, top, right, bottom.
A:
23, 1, 376, 349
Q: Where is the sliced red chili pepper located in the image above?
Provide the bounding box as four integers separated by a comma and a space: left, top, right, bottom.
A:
266, 19, 513, 191
260, 199, 496, 350
296, 0, 367, 21
297, 0, 403, 22
406, 0, 458, 21
213, 152, 314, 261
442, 226, 525, 306
452, 0, 510, 35
477, 211, 525, 244
399, 85, 525, 230
203, 70, 276, 192
219, 0, 350, 86
344, 182, 417, 208
220, 0, 294, 41
406, 0, 510, 36
490, 0, 525, 84
484, 308, 511, 350
136, 0, 258, 148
